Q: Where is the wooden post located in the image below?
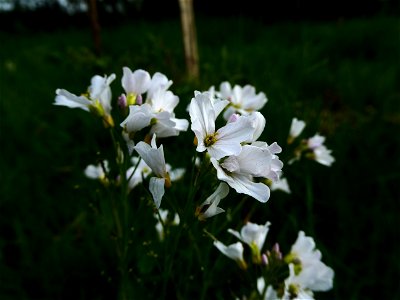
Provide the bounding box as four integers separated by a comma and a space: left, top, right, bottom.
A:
87, 0, 102, 56
178, 0, 199, 80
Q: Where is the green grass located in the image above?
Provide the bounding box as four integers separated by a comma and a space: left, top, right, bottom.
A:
1, 15, 399, 299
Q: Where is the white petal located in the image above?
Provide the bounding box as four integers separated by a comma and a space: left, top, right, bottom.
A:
134, 140, 166, 178
211, 158, 270, 203
247, 112, 266, 142
210, 115, 254, 159
122, 67, 151, 95
189, 92, 216, 142
235, 145, 273, 178
120, 104, 153, 132
148, 89, 179, 113
213, 241, 244, 262
147, 72, 173, 99
169, 168, 185, 181
171, 118, 189, 131
200, 183, 229, 218
308, 134, 325, 149
149, 177, 165, 208
219, 81, 232, 99
290, 118, 306, 138
212, 98, 229, 118
220, 156, 240, 173
54, 89, 91, 111
270, 177, 291, 194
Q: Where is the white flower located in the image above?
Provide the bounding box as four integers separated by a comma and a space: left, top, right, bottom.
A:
210, 142, 282, 203
197, 183, 229, 220
147, 88, 179, 113
121, 87, 189, 138
55, 89, 91, 111
146, 72, 173, 100
270, 177, 291, 194
189, 91, 255, 160
84, 161, 109, 183
134, 134, 170, 208
149, 110, 189, 138
307, 134, 335, 166
286, 231, 335, 292
55, 73, 116, 124
120, 103, 153, 133
217, 82, 268, 120
307, 134, 325, 149
313, 145, 335, 166
228, 221, 271, 262
289, 118, 306, 141
121, 67, 151, 105
211, 157, 270, 203
213, 241, 247, 269
283, 264, 315, 300
148, 88, 189, 136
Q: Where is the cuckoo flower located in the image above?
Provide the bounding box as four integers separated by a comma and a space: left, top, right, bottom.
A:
288, 118, 306, 144
121, 67, 151, 105
134, 134, 170, 208
146, 72, 173, 101
196, 182, 229, 220
84, 160, 110, 185
147, 89, 189, 137
55, 73, 116, 126
285, 231, 334, 292
213, 241, 247, 270
216, 82, 268, 120
189, 91, 255, 160
307, 134, 335, 166
270, 177, 291, 194
210, 142, 283, 203
228, 221, 271, 263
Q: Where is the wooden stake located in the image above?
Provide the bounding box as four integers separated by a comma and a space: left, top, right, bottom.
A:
87, 0, 102, 56
178, 0, 199, 80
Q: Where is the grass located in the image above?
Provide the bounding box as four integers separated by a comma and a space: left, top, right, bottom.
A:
1, 15, 399, 299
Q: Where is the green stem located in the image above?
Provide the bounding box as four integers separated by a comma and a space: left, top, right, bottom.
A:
109, 127, 131, 300
305, 168, 315, 236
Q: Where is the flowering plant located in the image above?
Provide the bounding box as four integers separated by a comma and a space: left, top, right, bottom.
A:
55, 67, 335, 299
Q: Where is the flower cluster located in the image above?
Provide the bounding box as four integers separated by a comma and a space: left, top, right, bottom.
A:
189, 90, 283, 204
54, 67, 335, 299
214, 221, 334, 300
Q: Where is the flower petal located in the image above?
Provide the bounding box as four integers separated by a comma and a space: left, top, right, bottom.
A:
149, 177, 165, 208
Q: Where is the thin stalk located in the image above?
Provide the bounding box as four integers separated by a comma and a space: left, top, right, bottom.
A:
305, 168, 315, 236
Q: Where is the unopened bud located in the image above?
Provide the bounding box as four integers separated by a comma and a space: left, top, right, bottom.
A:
118, 94, 127, 108
228, 113, 240, 123
262, 253, 269, 265
136, 94, 143, 105
272, 243, 282, 260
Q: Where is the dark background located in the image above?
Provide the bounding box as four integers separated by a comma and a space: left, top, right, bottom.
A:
1, 0, 399, 32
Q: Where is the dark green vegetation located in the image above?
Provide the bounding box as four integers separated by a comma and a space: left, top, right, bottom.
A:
1, 16, 399, 299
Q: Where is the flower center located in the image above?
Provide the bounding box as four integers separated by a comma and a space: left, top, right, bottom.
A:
204, 133, 218, 147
